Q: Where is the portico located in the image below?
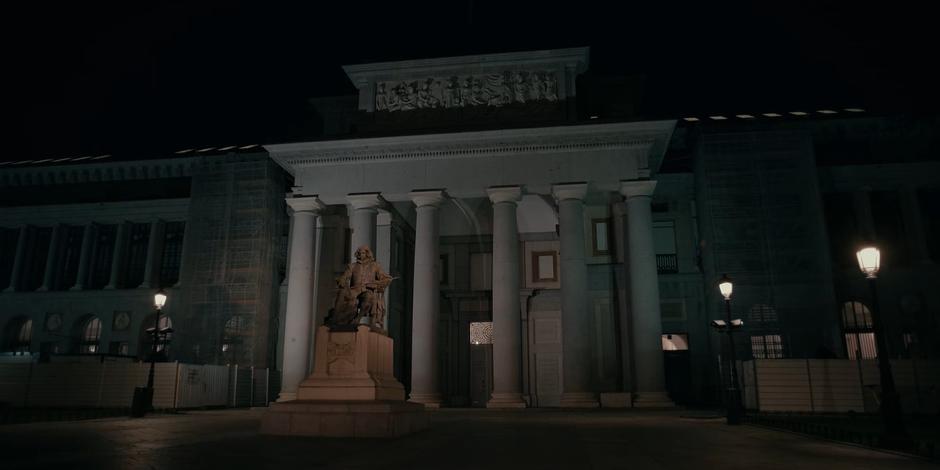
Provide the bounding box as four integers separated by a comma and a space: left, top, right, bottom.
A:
267, 116, 675, 408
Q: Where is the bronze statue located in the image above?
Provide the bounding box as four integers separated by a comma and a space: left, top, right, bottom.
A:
328, 245, 394, 330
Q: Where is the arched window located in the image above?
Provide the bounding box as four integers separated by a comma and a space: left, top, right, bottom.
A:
841, 301, 876, 359
221, 316, 245, 363
3, 317, 32, 353
138, 315, 173, 360
79, 317, 102, 354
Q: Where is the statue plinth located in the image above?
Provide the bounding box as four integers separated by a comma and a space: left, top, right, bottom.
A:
262, 326, 426, 438
297, 325, 404, 401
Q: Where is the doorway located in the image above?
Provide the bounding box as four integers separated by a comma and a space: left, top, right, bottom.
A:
662, 333, 691, 405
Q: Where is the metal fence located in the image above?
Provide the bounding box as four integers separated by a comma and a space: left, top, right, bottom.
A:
0, 358, 277, 410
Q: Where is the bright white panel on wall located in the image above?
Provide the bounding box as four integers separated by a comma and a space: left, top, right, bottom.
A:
537, 255, 555, 279
661, 333, 689, 351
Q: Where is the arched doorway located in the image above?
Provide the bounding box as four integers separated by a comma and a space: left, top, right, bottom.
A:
75, 316, 102, 354
2, 317, 32, 353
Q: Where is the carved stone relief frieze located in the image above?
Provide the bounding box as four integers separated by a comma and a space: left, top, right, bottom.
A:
375, 71, 559, 112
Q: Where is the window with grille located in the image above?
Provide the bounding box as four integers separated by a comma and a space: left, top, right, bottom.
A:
79, 317, 102, 354
748, 304, 778, 324
841, 301, 877, 359
159, 222, 185, 287
750, 334, 784, 359
470, 322, 493, 345
59, 225, 85, 290
23, 227, 52, 291
89, 225, 117, 289
0, 228, 20, 288
123, 223, 151, 288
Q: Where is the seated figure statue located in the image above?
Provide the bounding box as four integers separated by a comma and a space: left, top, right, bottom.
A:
328, 245, 394, 330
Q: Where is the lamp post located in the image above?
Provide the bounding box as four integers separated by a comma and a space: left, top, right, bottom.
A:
856, 246, 909, 447
713, 274, 744, 425
146, 289, 167, 409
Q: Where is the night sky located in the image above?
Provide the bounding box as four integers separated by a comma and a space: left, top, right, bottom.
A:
9, 1, 938, 161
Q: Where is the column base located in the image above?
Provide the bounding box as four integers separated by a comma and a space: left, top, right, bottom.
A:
560, 392, 599, 408
486, 392, 527, 409
408, 393, 442, 408
632, 391, 675, 408
276, 392, 298, 403
599, 392, 632, 408
69, 285, 85, 291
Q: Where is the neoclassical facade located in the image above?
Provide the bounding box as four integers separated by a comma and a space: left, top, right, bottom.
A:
268, 49, 677, 407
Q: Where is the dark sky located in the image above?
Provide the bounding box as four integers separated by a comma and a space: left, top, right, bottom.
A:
8, 1, 938, 161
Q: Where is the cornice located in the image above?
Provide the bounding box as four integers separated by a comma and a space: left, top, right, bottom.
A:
267, 121, 674, 172
0, 158, 195, 188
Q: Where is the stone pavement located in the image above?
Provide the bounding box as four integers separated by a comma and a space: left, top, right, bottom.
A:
0, 408, 934, 469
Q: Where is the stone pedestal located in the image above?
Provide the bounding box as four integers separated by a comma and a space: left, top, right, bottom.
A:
262, 325, 426, 438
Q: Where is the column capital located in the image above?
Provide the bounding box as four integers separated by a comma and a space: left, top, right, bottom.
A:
620, 179, 657, 199
487, 185, 522, 204
409, 189, 447, 208
347, 192, 384, 211
552, 182, 587, 202
286, 194, 326, 213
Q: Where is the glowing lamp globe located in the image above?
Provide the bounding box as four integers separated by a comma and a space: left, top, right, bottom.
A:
856, 246, 881, 279
718, 274, 733, 301
154, 289, 168, 310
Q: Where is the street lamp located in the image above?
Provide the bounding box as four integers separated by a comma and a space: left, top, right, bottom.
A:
712, 274, 744, 425
856, 245, 909, 447
133, 289, 168, 417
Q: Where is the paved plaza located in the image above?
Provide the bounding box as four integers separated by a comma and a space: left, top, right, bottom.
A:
0, 408, 933, 469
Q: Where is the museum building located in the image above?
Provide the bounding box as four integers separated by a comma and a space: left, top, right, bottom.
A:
1, 48, 938, 408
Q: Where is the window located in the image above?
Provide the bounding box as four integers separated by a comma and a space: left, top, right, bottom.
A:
4, 318, 32, 353
0, 228, 20, 288
661, 333, 689, 351
822, 192, 859, 268
23, 227, 52, 291
531, 251, 557, 283
59, 225, 85, 290
124, 222, 151, 288
653, 221, 678, 273
159, 222, 185, 287
842, 301, 877, 359
109, 341, 129, 356
591, 218, 611, 256
221, 316, 246, 363
751, 335, 784, 359
79, 317, 102, 354
871, 191, 909, 265
89, 225, 117, 289
748, 304, 778, 324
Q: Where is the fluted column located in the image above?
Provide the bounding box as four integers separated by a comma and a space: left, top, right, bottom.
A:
553, 183, 598, 408
347, 193, 383, 259
38, 224, 64, 291
409, 190, 446, 408
104, 222, 129, 290
278, 195, 325, 402
487, 186, 526, 408
3, 226, 29, 292
70, 223, 96, 291
621, 180, 673, 407
139, 220, 165, 288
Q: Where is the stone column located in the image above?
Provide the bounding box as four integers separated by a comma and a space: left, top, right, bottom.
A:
409, 190, 446, 408
278, 195, 325, 402
38, 224, 64, 291
621, 180, 673, 407
139, 220, 165, 288
104, 222, 129, 290
71, 223, 96, 291
347, 193, 383, 260
487, 186, 526, 408
3, 226, 29, 292
552, 183, 598, 407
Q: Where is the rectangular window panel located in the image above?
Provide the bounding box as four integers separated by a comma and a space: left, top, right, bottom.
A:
23, 227, 53, 291
59, 225, 85, 290
751, 334, 784, 359
159, 222, 185, 287
531, 251, 558, 283
124, 223, 151, 288
0, 228, 19, 288
591, 219, 610, 256
89, 225, 117, 289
